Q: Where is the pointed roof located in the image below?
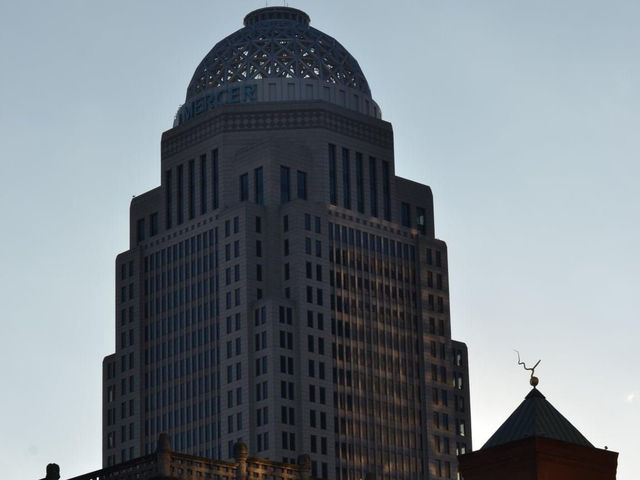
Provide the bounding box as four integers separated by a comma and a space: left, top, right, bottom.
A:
482, 388, 593, 449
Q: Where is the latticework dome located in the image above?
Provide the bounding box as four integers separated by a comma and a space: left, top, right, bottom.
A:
185, 7, 371, 102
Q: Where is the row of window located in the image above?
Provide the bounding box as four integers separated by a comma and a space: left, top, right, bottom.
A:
145, 313, 217, 344
329, 144, 391, 221
145, 279, 216, 318
238, 168, 263, 204
145, 377, 221, 411
400, 201, 427, 233
144, 353, 219, 391
144, 230, 216, 273
329, 222, 417, 260
280, 166, 307, 203
146, 258, 215, 295
334, 416, 421, 446
227, 412, 243, 433
145, 325, 217, 362
165, 150, 219, 230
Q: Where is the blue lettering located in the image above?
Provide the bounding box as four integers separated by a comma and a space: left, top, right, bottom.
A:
194, 98, 205, 115
230, 87, 241, 103
179, 84, 259, 125
243, 85, 257, 102
206, 94, 216, 110
181, 103, 194, 123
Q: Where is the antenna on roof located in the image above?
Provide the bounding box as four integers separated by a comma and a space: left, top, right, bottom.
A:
514, 350, 541, 387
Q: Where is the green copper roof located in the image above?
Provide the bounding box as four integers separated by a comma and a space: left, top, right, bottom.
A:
482, 388, 593, 449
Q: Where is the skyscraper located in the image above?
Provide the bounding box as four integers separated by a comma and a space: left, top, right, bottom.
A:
102, 7, 472, 479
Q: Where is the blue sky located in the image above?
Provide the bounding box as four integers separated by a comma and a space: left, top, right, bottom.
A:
1, 1, 638, 478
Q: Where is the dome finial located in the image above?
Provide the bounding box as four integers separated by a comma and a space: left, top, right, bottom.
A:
243, 6, 310, 26
515, 350, 541, 387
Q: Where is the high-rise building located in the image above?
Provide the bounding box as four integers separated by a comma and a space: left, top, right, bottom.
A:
102, 7, 472, 480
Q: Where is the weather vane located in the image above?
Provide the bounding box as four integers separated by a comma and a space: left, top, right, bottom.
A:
514, 350, 541, 387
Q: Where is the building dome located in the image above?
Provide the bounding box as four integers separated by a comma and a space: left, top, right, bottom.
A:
186, 7, 371, 100
175, 7, 379, 126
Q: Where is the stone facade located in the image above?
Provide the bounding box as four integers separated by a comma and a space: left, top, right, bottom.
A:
39, 436, 315, 480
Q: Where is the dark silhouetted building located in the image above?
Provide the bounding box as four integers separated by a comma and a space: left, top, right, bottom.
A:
102, 7, 472, 480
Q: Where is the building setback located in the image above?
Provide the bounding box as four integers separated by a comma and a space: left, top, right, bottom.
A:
102, 7, 472, 480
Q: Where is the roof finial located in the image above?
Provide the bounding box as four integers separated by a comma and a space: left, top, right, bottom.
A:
514, 350, 541, 387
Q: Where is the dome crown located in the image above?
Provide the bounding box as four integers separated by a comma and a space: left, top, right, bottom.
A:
185, 7, 371, 101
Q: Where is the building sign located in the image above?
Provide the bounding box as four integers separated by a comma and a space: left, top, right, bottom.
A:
178, 84, 258, 125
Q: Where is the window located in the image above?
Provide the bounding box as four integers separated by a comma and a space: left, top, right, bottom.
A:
254, 167, 263, 205
342, 147, 351, 209
280, 381, 295, 400
255, 216, 262, 233
237, 412, 243, 430
150, 213, 158, 237
280, 166, 290, 203
136, 218, 145, 243
458, 420, 466, 436
416, 206, 426, 234
382, 160, 391, 220
188, 159, 195, 219
401, 202, 411, 227
240, 173, 249, 201
355, 152, 364, 213
200, 154, 207, 215
177, 164, 184, 225
306, 262, 312, 279
297, 170, 307, 200
165, 169, 173, 228
369, 157, 378, 217
329, 144, 337, 204
212, 149, 219, 209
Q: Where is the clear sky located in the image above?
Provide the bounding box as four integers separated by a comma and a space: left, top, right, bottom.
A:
1, 1, 638, 478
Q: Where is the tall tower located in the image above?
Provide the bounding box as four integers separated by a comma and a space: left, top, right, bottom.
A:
102, 7, 472, 480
